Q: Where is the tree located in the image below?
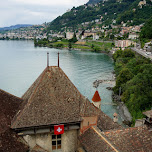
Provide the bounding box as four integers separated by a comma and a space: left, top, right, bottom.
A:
68, 42, 72, 49
113, 49, 123, 62
122, 49, 135, 58
122, 64, 152, 123
69, 32, 78, 43
34, 37, 38, 46
114, 68, 134, 94
140, 17, 152, 39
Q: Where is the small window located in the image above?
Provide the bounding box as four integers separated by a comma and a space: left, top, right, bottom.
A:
52, 134, 62, 150
52, 135, 56, 139
57, 134, 61, 139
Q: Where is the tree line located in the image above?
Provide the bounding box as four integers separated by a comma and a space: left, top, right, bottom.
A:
113, 49, 152, 124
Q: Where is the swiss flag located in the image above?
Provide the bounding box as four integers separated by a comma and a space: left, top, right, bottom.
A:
54, 125, 64, 135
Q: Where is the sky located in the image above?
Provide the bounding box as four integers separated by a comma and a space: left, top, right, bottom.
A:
0, 0, 88, 27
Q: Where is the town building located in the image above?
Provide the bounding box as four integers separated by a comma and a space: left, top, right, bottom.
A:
115, 40, 136, 49
128, 33, 139, 39
138, 0, 146, 8
66, 32, 74, 39
143, 41, 152, 52
81, 31, 99, 40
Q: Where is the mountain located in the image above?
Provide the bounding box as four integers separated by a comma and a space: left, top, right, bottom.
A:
46, 0, 152, 32
87, 0, 102, 4
0, 24, 32, 31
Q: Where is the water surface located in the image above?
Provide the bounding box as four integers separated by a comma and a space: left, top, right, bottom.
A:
0, 40, 121, 122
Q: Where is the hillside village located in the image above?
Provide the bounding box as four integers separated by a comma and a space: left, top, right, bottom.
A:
0, 24, 47, 40
0, 0, 152, 53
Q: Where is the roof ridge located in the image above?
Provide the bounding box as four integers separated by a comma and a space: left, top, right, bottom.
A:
0, 88, 23, 100
103, 125, 148, 134
91, 126, 120, 152
11, 67, 47, 128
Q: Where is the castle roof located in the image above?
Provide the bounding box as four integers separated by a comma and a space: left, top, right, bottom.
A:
80, 126, 152, 152
97, 110, 122, 131
0, 89, 28, 152
11, 66, 84, 129
11, 66, 122, 131
92, 90, 101, 102
80, 126, 118, 152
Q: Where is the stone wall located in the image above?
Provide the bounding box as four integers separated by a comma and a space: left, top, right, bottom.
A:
23, 129, 78, 152
62, 129, 78, 152
92, 101, 101, 109
80, 116, 98, 134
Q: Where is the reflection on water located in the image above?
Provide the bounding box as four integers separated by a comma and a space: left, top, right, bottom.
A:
0, 40, 121, 122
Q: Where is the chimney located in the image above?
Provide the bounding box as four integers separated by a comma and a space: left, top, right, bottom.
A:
47, 52, 49, 68
58, 52, 59, 67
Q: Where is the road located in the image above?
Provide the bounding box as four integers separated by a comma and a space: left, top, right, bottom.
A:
131, 47, 152, 61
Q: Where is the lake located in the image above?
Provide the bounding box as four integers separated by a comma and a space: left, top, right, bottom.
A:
0, 40, 121, 122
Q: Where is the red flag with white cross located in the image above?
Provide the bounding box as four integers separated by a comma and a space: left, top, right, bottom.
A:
54, 125, 64, 135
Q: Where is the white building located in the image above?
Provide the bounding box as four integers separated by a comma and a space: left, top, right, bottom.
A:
128, 33, 139, 39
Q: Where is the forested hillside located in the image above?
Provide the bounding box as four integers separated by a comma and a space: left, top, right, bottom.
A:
47, 0, 152, 32
140, 17, 152, 40
113, 49, 152, 124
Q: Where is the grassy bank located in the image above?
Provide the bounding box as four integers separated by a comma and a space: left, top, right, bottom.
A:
34, 38, 113, 53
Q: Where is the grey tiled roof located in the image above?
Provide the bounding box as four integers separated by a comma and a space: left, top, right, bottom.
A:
80, 126, 152, 152
12, 67, 84, 129
0, 89, 28, 152
103, 126, 152, 152
11, 66, 122, 131
79, 126, 117, 152
97, 110, 123, 131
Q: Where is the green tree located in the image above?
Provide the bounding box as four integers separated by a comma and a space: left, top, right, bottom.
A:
140, 17, 152, 39
68, 42, 72, 49
69, 32, 78, 43
34, 37, 37, 46
114, 68, 134, 94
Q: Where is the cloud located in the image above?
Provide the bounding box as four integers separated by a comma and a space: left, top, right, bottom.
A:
12, 0, 88, 6
0, 0, 88, 27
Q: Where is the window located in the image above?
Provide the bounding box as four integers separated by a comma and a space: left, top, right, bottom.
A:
52, 134, 61, 150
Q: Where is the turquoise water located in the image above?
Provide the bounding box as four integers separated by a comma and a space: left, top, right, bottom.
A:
0, 40, 121, 121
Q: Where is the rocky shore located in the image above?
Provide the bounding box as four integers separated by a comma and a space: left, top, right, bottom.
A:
112, 93, 132, 126
93, 72, 132, 126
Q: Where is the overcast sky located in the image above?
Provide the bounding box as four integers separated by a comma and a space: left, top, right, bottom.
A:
0, 0, 88, 27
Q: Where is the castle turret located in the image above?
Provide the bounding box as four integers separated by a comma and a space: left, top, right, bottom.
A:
92, 90, 101, 109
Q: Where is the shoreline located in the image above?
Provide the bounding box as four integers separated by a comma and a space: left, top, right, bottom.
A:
93, 72, 132, 126
112, 93, 132, 126
35, 42, 132, 126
